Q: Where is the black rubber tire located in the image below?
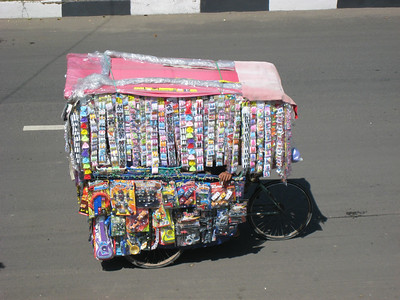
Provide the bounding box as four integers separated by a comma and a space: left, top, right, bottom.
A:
125, 248, 183, 269
247, 181, 313, 240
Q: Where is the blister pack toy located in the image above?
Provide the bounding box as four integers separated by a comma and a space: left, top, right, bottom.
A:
109, 215, 126, 237
127, 232, 152, 254
210, 182, 235, 208
175, 210, 201, 247
199, 211, 215, 244
78, 186, 90, 216
195, 182, 211, 210
159, 209, 176, 245
91, 191, 111, 218
215, 209, 230, 236
114, 236, 129, 256
152, 205, 171, 228
228, 201, 248, 234
176, 225, 201, 247
126, 209, 150, 233
234, 181, 245, 200
134, 181, 162, 209
93, 215, 114, 260
161, 180, 178, 208
176, 180, 196, 208
110, 180, 136, 215
160, 226, 176, 245
86, 180, 110, 218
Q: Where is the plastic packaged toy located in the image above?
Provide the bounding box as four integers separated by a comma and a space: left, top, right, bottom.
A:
176, 180, 197, 207
126, 209, 150, 233
134, 181, 162, 209
195, 182, 211, 210
110, 180, 136, 215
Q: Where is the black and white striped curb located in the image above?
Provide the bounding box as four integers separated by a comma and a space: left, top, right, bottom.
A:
1, 0, 399, 19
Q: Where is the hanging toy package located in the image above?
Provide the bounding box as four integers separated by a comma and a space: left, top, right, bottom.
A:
63, 51, 299, 261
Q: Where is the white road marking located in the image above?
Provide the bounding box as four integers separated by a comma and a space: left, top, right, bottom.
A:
23, 125, 64, 131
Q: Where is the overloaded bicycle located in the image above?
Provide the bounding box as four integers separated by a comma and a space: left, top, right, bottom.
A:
62, 51, 311, 269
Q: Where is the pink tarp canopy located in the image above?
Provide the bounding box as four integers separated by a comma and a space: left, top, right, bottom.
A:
64, 51, 296, 114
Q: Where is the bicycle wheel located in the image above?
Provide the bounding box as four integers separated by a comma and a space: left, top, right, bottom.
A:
125, 248, 183, 269
247, 181, 312, 240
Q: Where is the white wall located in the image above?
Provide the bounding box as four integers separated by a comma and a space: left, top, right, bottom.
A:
269, 0, 337, 11
131, 0, 200, 15
0, 1, 62, 19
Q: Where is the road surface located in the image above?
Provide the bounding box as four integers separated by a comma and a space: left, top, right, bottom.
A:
0, 8, 399, 299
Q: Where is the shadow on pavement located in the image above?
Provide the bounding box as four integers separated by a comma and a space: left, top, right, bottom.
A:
288, 178, 327, 238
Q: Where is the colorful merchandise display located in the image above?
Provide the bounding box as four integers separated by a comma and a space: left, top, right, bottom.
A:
63, 51, 297, 261
66, 94, 294, 177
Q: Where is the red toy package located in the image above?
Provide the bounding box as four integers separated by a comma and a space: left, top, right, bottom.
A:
126, 209, 149, 233
176, 180, 196, 207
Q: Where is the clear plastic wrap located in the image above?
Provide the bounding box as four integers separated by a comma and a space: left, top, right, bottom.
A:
70, 74, 242, 100
103, 50, 235, 71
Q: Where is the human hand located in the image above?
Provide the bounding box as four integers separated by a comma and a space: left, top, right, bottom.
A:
219, 171, 232, 186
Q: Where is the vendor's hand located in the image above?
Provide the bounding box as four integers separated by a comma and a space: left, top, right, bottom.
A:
219, 171, 232, 186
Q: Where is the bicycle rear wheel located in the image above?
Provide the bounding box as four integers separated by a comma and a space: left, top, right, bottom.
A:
125, 248, 183, 269
247, 181, 312, 240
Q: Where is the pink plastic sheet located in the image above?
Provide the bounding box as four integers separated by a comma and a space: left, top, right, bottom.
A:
64, 52, 296, 111
235, 61, 295, 105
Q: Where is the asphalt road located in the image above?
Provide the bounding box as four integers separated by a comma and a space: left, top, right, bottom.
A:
1, 8, 399, 300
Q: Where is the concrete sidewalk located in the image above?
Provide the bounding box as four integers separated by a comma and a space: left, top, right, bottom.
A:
0, 0, 399, 19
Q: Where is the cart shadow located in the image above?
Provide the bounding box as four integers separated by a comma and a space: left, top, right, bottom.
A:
287, 178, 327, 238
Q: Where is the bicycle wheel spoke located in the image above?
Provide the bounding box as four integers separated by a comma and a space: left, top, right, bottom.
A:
247, 181, 312, 240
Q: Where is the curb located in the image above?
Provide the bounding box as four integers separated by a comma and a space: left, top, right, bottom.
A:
0, 0, 399, 19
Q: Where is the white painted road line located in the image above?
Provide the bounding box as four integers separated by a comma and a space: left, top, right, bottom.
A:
23, 125, 64, 131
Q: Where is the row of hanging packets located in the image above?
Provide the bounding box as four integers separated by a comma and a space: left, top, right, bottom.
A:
80, 103, 92, 179
67, 94, 240, 175
239, 101, 294, 178
79, 179, 245, 217
66, 94, 294, 179
284, 105, 293, 177
215, 96, 225, 166
195, 98, 204, 172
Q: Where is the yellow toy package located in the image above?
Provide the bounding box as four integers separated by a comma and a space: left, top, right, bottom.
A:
110, 180, 136, 216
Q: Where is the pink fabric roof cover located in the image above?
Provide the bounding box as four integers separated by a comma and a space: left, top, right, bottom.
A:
235, 61, 295, 106
64, 53, 295, 108
64, 53, 103, 98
